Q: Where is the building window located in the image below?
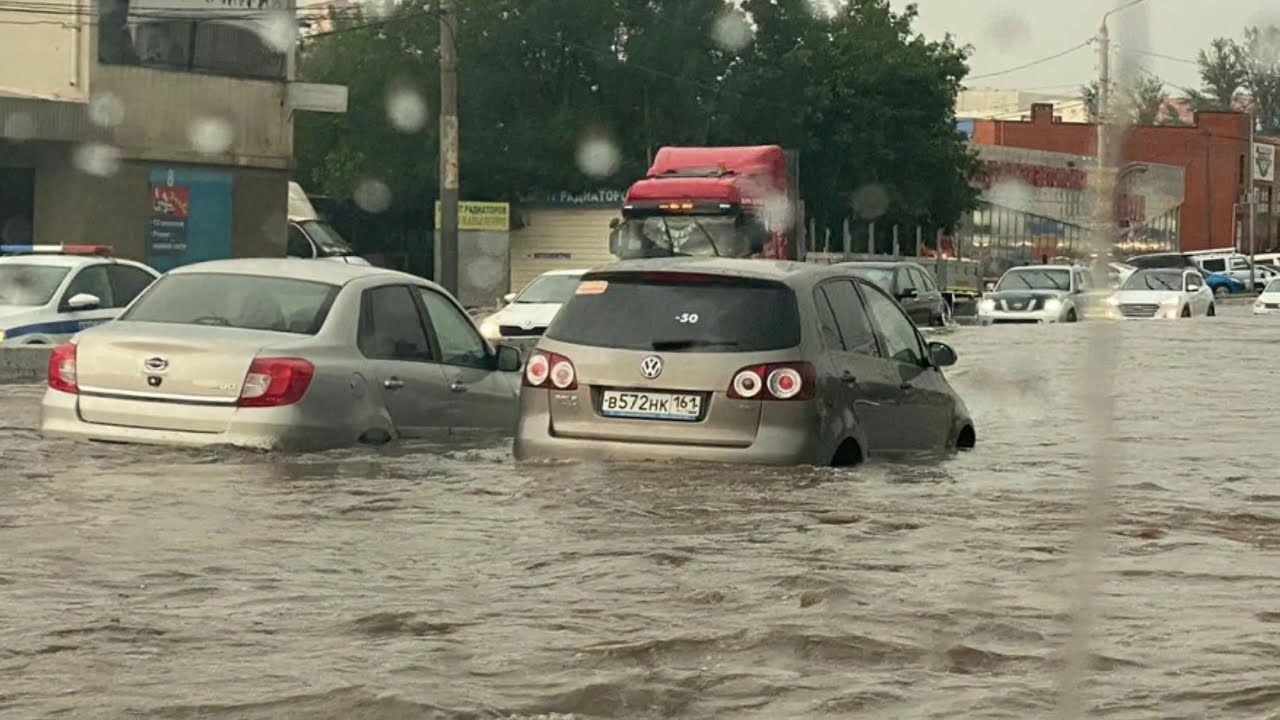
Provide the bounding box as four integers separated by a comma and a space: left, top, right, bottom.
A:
97, 1, 288, 80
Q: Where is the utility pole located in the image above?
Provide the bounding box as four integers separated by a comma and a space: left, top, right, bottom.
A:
1248, 111, 1257, 293
438, 0, 460, 296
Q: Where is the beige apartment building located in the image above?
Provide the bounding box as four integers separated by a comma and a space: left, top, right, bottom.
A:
0, 0, 344, 270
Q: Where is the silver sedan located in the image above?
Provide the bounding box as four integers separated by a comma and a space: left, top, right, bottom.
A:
40, 259, 523, 451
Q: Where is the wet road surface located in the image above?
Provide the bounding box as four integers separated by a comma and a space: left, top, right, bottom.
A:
3, 303, 1280, 719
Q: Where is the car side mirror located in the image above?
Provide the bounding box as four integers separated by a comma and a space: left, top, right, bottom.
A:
897, 287, 918, 300
501, 292, 517, 304
984, 281, 996, 292
928, 341, 957, 368
495, 344, 522, 372
66, 292, 101, 311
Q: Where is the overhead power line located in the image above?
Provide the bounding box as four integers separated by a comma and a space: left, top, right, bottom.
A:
967, 39, 1094, 81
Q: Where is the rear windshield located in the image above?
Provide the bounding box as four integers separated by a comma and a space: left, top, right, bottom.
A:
121, 272, 340, 334
545, 271, 801, 352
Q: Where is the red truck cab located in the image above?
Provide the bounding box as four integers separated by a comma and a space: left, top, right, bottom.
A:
611, 145, 803, 261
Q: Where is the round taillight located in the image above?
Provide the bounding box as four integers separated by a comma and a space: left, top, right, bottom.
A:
732, 369, 762, 398
525, 353, 550, 386
767, 367, 802, 399
550, 360, 576, 389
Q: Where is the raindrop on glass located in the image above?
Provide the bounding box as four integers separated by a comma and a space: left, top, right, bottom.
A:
188, 117, 235, 155
72, 143, 123, 177
88, 92, 126, 128
386, 86, 429, 134
850, 184, 891, 220
257, 11, 298, 53
576, 136, 621, 179
985, 12, 1030, 49
711, 9, 753, 52
2, 112, 35, 142
353, 179, 392, 214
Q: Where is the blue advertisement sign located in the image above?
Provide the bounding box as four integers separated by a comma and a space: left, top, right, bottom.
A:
146, 167, 233, 272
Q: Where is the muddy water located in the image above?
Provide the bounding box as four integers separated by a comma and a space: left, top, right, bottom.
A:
3, 304, 1280, 719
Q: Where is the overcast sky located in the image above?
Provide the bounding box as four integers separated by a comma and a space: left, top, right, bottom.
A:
892, 0, 1280, 96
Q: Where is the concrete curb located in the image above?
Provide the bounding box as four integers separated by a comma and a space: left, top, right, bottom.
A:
0, 346, 51, 385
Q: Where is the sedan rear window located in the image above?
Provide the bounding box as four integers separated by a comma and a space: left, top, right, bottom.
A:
120, 272, 340, 334
545, 271, 801, 352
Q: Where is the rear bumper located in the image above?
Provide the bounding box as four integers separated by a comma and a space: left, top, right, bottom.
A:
512, 390, 829, 466
39, 389, 356, 452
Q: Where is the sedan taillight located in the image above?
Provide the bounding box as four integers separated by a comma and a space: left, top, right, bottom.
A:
237, 357, 315, 407
48, 343, 78, 394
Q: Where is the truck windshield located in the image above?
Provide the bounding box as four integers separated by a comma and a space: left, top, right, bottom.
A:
615, 216, 749, 258
299, 220, 355, 255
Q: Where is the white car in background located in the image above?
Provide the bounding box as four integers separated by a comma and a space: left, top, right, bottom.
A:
1105, 267, 1216, 319
478, 269, 587, 342
1254, 278, 1280, 315
0, 245, 160, 345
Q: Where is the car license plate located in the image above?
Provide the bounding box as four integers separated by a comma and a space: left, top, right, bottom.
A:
600, 390, 701, 421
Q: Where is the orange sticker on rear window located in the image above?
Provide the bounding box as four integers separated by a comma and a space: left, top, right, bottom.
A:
576, 280, 608, 295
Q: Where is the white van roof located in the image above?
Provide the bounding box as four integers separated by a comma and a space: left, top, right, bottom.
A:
288, 181, 318, 222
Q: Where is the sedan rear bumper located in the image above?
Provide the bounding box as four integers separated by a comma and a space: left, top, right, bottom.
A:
39, 389, 359, 452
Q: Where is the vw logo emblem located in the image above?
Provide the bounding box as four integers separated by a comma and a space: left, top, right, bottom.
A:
639, 355, 663, 379
143, 356, 169, 373
520, 319, 533, 329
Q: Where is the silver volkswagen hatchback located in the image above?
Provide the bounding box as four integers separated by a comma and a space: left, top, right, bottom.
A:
513, 257, 975, 466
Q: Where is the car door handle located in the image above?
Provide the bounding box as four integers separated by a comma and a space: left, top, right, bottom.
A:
854, 399, 880, 407
449, 381, 468, 393
383, 377, 405, 390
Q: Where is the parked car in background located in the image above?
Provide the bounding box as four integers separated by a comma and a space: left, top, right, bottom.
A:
977, 264, 1096, 325
40, 259, 524, 451
513, 258, 975, 466
840, 260, 950, 327
1187, 250, 1265, 291
477, 269, 587, 342
1104, 267, 1215, 319
1204, 271, 1247, 297
0, 244, 159, 345
1253, 278, 1280, 315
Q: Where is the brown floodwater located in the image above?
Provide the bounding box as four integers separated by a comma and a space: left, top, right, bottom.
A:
3, 303, 1280, 719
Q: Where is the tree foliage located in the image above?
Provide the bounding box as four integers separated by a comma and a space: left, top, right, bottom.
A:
1185, 27, 1280, 133
1080, 74, 1183, 126
294, 0, 979, 241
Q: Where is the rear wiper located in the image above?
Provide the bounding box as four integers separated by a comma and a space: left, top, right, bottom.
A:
651, 338, 740, 350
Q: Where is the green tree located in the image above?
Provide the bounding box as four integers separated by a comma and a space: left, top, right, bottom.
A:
1080, 74, 1181, 125
296, 0, 981, 249
1235, 25, 1280, 133
1187, 37, 1245, 112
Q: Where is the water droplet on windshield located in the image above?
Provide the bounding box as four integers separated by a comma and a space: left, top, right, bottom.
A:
711, 9, 753, 52
985, 12, 1031, 49
386, 86, 429, 133
188, 117, 235, 155
353, 179, 392, 213
761, 193, 794, 230
257, 11, 298, 53
850, 184, 890, 220
87, 92, 126, 128
2, 112, 35, 142
72, 143, 122, 177
987, 180, 1034, 215
576, 134, 621, 178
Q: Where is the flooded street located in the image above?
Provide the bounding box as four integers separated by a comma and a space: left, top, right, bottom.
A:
3, 304, 1280, 719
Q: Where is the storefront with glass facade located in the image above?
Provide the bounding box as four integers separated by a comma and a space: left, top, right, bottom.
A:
958, 146, 1185, 279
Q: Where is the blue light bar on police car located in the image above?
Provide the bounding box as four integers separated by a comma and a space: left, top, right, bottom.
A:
0, 244, 112, 255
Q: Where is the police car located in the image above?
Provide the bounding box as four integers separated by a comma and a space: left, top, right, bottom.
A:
0, 245, 160, 345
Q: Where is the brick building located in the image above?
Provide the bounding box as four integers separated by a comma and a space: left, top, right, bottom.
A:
967, 103, 1278, 257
